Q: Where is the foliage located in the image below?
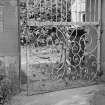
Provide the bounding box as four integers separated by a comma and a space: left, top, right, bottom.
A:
19, 0, 72, 45
0, 72, 19, 105
0, 75, 12, 105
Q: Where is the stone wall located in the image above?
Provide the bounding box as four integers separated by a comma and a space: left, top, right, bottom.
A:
0, 0, 20, 93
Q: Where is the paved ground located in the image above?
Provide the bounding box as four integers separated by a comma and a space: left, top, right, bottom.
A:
19, 47, 105, 105
11, 84, 105, 105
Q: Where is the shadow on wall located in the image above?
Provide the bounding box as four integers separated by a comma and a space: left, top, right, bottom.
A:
20, 70, 27, 84
0, 56, 28, 93
0, 56, 20, 94
0, 56, 20, 104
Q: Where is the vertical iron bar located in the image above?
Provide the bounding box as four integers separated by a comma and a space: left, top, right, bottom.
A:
45, 0, 47, 21
98, 0, 101, 23
51, 0, 52, 22
61, 0, 63, 22
34, 0, 36, 21
40, 0, 41, 21
85, 0, 87, 22
94, 0, 96, 22
17, 0, 21, 93
66, 0, 67, 22
26, 0, 30, 96
26, 37, 29, 96
2, 6, 4, 32
80, 0, 82, 22
76, 0, 77, 23
34, 0, 35, 22
34, 0, 35, 8
97, 0, 102, 73
56, 0, 57, 22
89, 0, 92, 22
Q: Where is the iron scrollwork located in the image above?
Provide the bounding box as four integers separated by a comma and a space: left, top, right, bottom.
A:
25, 25, 98, 82
19, 0, 102, 94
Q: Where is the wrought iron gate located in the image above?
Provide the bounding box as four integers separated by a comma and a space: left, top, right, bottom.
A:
19, 0, 102, 95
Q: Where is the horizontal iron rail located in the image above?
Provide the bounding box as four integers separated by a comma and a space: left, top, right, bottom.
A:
27, 21, 99, 26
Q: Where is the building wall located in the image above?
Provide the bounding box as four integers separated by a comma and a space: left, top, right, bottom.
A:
0, 1, 18, 56
0, 0, 20, 93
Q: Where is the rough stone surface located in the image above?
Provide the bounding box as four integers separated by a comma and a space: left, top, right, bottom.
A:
10, 84, 105, 105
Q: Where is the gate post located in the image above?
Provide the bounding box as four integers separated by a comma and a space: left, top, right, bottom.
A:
97, 0, 102, 73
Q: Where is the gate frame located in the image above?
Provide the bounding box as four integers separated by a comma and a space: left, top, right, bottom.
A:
18, 0, 102, 95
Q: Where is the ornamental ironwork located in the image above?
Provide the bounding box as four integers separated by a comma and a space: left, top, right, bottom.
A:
19, 0, 102, 95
